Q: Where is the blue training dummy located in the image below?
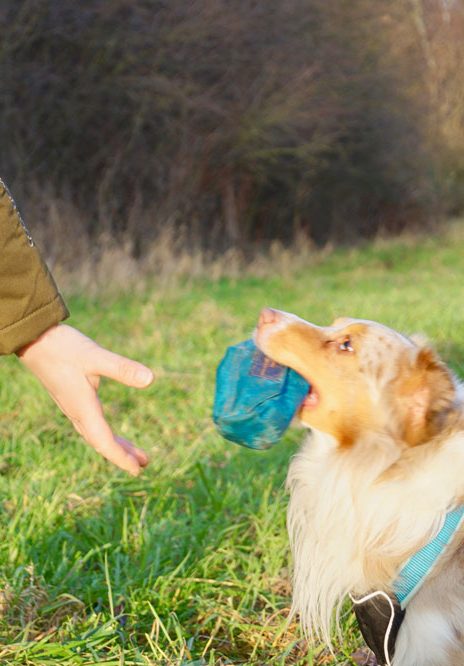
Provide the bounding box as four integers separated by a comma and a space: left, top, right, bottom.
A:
213, 339, 309, 450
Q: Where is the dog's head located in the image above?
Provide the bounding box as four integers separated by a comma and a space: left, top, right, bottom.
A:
255, 309, 457, 448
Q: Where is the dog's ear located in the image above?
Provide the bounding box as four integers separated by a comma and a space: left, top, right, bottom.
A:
408, 333, 429, 348
399, 346, 456, 446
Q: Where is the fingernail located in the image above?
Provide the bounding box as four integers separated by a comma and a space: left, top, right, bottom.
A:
136, 368, 153, 386
128, 462, 140, 476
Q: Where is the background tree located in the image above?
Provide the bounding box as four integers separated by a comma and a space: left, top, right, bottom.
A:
0, 0, 462, 258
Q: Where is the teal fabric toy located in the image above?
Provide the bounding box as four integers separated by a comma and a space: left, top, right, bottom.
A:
213, 339, 310, 450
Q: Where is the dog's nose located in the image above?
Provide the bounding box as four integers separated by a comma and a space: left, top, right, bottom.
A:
258, 308, 281, 328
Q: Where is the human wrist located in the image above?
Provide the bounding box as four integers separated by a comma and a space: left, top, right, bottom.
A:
15, 324, 59, 359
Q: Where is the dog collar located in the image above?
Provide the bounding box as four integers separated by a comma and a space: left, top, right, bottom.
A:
351, 509, 464, 666
393, 505, 464, 609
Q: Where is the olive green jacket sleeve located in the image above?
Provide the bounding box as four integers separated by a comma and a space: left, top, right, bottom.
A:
0, 179, 69, 355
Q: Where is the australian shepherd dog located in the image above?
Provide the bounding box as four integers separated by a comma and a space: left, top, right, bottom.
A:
255, 308, 464, 666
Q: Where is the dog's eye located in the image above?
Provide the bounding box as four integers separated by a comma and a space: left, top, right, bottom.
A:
338, 337, 354, 352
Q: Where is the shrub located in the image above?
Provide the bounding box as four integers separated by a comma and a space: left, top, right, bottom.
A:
0, 0, 461, 255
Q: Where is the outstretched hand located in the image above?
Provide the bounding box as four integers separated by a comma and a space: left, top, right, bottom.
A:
18, 324, 153, 475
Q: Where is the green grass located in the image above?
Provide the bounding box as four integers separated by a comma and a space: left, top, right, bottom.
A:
1, 226, 464, 665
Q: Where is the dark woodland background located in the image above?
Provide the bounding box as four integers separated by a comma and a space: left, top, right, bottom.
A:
1, 0, 464, 261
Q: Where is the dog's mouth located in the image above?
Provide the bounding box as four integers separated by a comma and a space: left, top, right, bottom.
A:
299, 382, 319, 411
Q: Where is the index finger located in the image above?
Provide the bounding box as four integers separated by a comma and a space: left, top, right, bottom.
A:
68, 387, 143, 476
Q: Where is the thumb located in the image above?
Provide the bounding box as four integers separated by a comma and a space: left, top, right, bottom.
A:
91, 347, 154, 388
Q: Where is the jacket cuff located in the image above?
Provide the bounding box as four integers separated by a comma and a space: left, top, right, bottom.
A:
0, 293, 69, 355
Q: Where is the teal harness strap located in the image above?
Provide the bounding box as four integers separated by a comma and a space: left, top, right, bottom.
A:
393, 506, 464, 609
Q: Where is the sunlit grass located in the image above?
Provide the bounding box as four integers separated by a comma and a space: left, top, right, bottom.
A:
1, 225, 464, 664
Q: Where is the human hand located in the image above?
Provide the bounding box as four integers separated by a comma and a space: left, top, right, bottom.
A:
17, 324, 153, 475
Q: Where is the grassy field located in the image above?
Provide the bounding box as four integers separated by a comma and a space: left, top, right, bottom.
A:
1, 227, 464, 665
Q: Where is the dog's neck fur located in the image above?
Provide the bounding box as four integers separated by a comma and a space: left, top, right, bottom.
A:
286, 422, 464, 646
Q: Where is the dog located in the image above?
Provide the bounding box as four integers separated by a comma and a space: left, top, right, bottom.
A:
255, 308, 464, 666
